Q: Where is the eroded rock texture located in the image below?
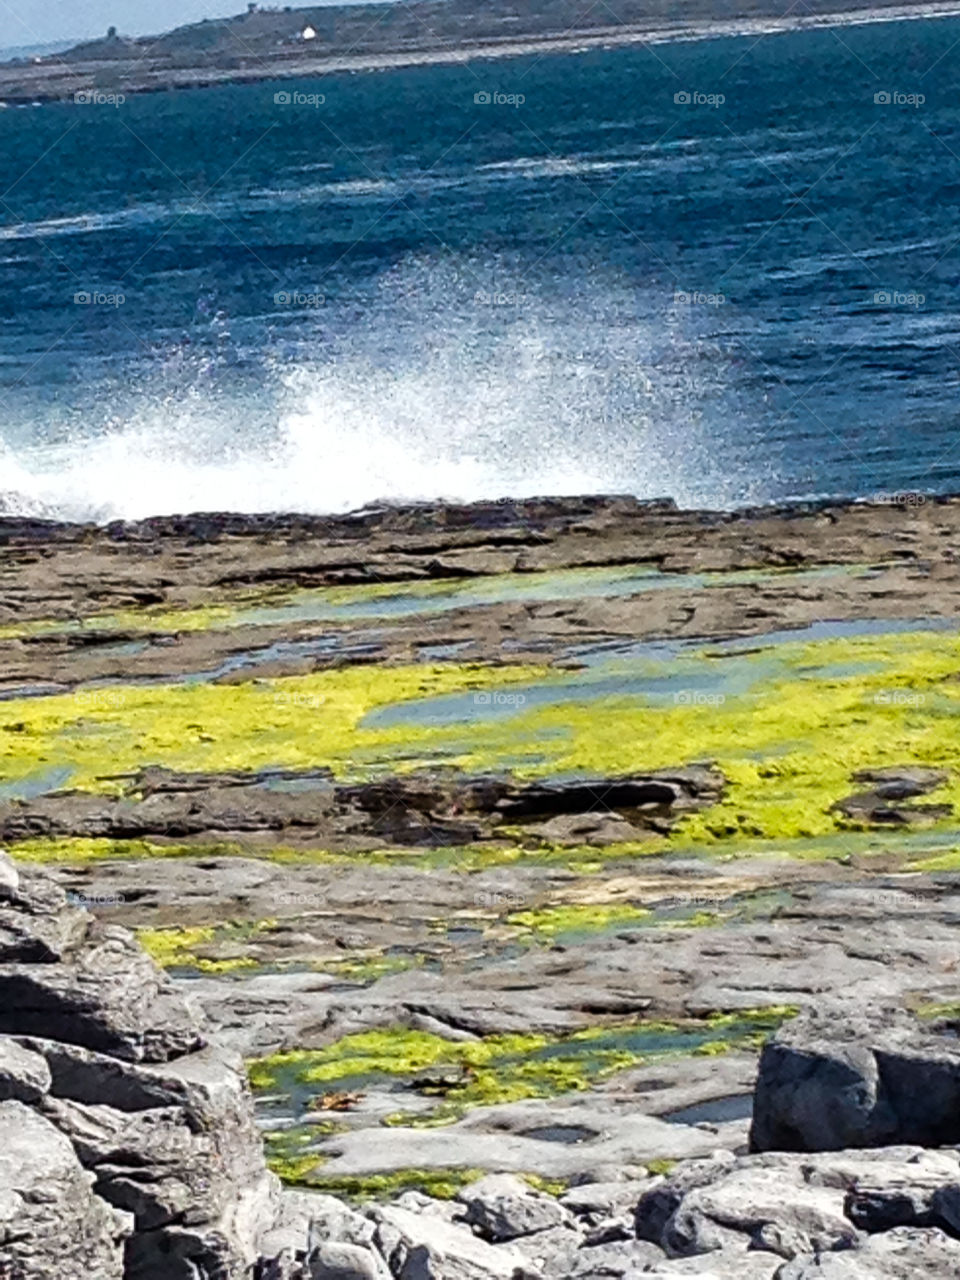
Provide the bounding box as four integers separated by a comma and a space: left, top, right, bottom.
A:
0, 850, 306, 1279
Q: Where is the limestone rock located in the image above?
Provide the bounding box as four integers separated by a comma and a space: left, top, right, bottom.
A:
457, 1173, 570, 1241
776, 1226, 960, 1277
0, 1099, 132, 1279
0, 1036, 50, 1103
0, 922, 205, 1061
371, 1203, 528, 1279
0, 850, 19, 898
0, 858, 309, 1277
307, 1240, 392, 1279
751, 1005, 960, 1152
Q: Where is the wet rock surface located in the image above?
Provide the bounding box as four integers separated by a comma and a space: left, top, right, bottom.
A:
2, 495, 960, 1275
0, 764, 723, 849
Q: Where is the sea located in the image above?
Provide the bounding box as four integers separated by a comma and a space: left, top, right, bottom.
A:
1, 15, 960, 521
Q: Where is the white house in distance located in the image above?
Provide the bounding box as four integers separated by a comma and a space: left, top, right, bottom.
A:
301, 25, 317, 40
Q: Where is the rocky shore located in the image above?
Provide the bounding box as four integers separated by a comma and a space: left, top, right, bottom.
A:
5, 848, 960, 1277
0, 492, 959, 1275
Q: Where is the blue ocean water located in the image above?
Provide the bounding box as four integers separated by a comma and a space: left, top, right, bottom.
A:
1, 16, 960, 519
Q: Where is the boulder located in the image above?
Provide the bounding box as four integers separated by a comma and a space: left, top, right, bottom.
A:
0, 858, 311, 1277
776, 1225, 960, 1277
751, 1005, 960, 1152
0, 923, 205, 1061
636, 1155, 856, 1260
371, 1203, 528, 1279
307, 1240, 392, 1279
0, 1036, 50, 1103
457, 1173, 570, 1241
0, 1099, 132, 1279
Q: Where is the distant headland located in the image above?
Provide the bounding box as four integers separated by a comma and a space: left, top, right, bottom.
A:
2, 0, 960, 102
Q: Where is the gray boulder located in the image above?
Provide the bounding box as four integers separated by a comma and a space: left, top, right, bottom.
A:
0, 1037, 50, 1103
751, 1005, 960, 1152
636, 1156, 856, 1260
0, 922, 205, 1061
371, 1203, 528, 1278
457, 1173, 570, 1241
776, 1226, 960, 1278
0, 858, 312, 1277
0, 1099, 132, 1279
308, 1240, 392, 1279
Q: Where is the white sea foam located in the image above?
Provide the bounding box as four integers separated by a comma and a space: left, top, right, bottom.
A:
0, 256, 767, 521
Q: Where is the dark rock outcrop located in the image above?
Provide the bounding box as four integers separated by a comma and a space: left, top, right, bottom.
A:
750, 1005, 960, 1153
0, 764, 724, 850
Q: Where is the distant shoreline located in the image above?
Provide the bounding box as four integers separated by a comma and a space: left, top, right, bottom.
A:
2, 0, 960, 103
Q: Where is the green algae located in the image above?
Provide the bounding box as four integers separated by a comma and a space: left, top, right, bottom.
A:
137, 919, 277, 974
504, 902, 651, 939
905, 846, 960, 872
915, 1001, 960, 1020
7, 837, 232, 865
4, 629, 958, 873
327, 951, 422, 982
248, 1009, 794, 1126
304, 1168, 486, 1199
522, 1173, 569, 1197
0, 662, 546, 795
353, 629, 960, 849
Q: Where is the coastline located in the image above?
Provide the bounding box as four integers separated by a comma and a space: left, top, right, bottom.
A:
2, 487, 960, 1244
2, 0, 960, 103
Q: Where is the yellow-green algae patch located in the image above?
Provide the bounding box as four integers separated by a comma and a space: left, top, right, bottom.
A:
303, 1168, 487, 1200
0, 663, 546, 794
905, 846, 960, 872
505, 902, 651, 939
351, 629, 960, 847
253, 1011, 795, 1187
248, 1009, 794, 1122
137, 920, 278, 974
5, 630, 959, 866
